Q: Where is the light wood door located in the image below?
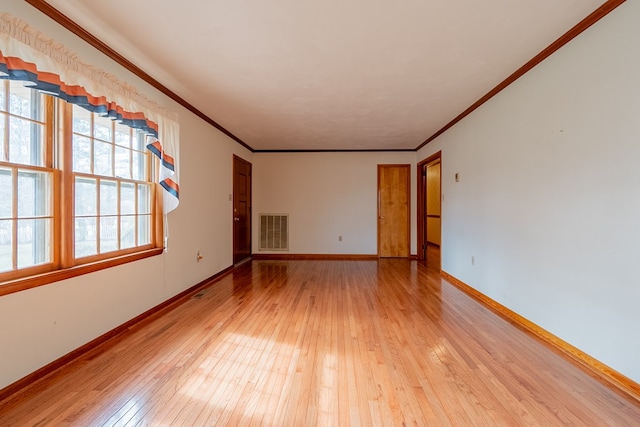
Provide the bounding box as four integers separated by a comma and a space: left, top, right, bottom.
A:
233, 155, 251, 264
378, 164, 410, 257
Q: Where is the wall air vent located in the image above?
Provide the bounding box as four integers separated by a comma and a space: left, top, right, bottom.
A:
259, 214, 289, 251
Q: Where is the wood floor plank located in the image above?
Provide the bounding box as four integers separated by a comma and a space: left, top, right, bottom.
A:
1, 252, 639, 426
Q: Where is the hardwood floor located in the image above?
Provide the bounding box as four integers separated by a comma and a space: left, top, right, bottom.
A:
1, 255, 639, 426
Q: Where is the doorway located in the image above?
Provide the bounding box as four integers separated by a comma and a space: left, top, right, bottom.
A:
378, 164, 410, 258
417, 152, 441, 268
233, 155, 252, 265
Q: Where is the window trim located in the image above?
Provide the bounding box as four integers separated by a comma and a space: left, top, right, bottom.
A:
0, 247, 163, 297
0, 90, 165, 295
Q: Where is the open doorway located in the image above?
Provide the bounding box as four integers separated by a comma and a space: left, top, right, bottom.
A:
417, 152, 441, 269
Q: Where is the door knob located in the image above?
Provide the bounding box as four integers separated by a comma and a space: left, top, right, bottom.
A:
234, 217, 240, 221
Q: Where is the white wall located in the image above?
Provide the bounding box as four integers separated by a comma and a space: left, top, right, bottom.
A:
418, 1, 640, 382
4, 0, 638, 394
0, 0, 252, 390
253, 152, 417, 255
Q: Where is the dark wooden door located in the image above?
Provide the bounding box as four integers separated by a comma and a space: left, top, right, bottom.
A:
233, 156, 252, 264
378, 164, 410, 258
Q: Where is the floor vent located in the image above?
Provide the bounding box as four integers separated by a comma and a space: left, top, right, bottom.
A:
259, 214, 289, 251
192, 288, 210, 299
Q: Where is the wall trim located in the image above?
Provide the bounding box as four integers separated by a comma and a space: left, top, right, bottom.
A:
23, 0, 625, 154
440, 270, 640, 403
0, 264, 234, 403
416, 0, 627, 150
252, 254, 378, 261
254, 149, 416, 153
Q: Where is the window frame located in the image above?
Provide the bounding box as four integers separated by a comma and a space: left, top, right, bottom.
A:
0, 86, 164, 297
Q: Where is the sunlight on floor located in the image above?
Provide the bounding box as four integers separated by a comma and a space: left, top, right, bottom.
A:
176, 332, 295, 422
318, 353, 338, 424
104, 395, 149, 425
429, 340, 449, 364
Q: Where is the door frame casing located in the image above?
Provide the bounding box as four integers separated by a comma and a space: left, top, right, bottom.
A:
417, 151, 442, 261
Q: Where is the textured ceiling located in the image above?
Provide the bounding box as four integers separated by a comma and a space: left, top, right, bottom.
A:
42, 0, 607, 151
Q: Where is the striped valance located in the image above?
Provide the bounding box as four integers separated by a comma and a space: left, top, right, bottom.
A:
0, 12, 180, 213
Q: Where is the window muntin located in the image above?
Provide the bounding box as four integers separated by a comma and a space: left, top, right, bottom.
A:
71, 104, 149, 180
16, 169, 53, 269
1, 80, 47, 167
73, 176, 153, 259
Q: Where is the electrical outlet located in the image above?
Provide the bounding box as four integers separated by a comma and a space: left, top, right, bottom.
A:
471, 256, 475, 266
338, 235, 342, 242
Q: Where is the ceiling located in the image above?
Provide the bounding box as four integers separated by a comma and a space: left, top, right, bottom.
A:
42, 0, 607, 151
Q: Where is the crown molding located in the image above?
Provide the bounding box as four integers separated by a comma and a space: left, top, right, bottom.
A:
23, 0, 254, 152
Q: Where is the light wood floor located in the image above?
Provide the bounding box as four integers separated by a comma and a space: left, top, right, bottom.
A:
1, 253, 639, 426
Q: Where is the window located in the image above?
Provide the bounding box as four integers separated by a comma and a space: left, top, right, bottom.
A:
0, 80, 161, 288
70, 103, 155, 261
0, 80, 54, 277
1, 13, 179, 296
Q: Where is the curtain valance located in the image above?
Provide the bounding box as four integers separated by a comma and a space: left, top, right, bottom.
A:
0, 13, 180, 213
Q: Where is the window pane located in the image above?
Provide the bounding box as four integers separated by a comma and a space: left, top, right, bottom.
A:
72, 105, 91, 136
17, 170, 50, 217
0, 83, 5, 112
9, 81, 42, 120
138, 215, 151, 245
120, 216, 135, 249
115, 124, 131, 148
138, 184, 151, 214
0, 219, 12, 272
100, 216, 118, 253
94, 140, 113, 176
100, 180, 118, 215
9, 116, 44, 166
17, 218, 50, 268
115, 146, 131, 179
0, 168, 11, 219
75, 177, 97, 216
72, 135, 92, 173
0, 115, 5, 162
134, 132, 146, 152
132, 151, 146, 181
94, 114, 112, 142
121, 182, 135, 215
75, 217, 97, 258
